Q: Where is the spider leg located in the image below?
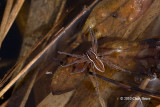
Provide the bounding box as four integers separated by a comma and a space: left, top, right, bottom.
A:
91, 63, 106, 107
70, 62, 89, 74
91, 63, 100, 96
102, 59, 154, 78
58, 51, 83, 59
102, 59, 132, 73
61, 58, 87, 67
98, 48, 121, 56
89, 27, 98, 53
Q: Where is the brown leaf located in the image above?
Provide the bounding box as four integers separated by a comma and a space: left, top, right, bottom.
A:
51, 57, 86, 95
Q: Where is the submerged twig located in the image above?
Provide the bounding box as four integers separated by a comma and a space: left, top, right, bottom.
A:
88, 72, 160, 100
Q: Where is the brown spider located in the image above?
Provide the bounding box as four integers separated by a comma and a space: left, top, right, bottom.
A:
58, 27, 127, 74
58, 27, 131, 94
58, 27, 155, 78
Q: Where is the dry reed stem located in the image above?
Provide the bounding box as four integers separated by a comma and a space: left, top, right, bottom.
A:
19, 70, 39, 107
54, 0, 66, 24
0, 0, 25, 48
0, 0, 13, 48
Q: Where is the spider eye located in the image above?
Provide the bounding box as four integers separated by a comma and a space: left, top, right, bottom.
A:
73, 65, 76, 69
59, 61, 63, 65
89, 48, 93, 51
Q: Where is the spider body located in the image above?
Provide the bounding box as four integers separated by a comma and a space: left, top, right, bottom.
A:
86, 49, 105, 72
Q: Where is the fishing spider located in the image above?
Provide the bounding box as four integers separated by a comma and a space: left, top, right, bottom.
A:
58, 27, 131, 94
58, 27, 128, 73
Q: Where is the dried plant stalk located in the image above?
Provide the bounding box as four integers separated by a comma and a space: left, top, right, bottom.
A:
0, 0, 25, 48
0, 0, 13, 48
19, 70, 39, 107
54, 0, 66, 24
